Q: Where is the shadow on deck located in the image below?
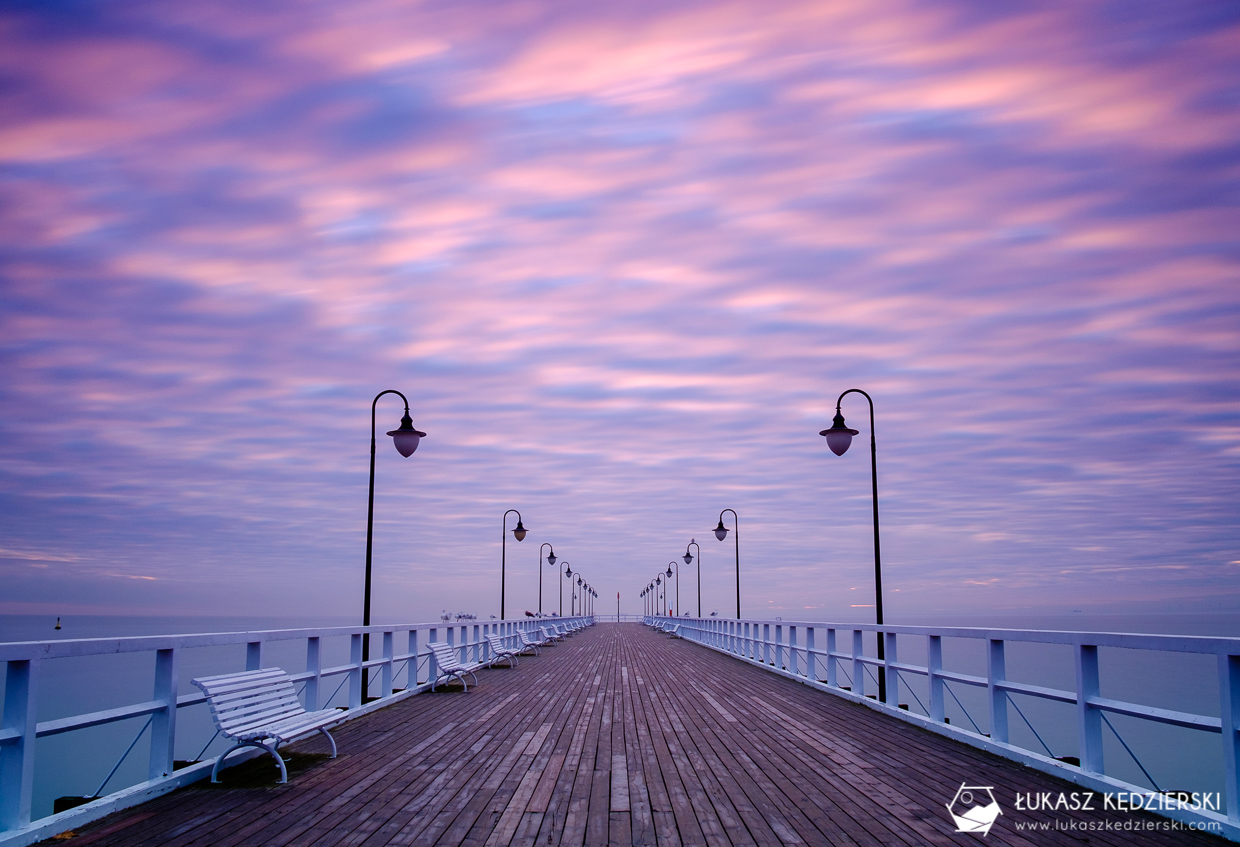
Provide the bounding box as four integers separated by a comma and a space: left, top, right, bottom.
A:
42, 624, 1228, 846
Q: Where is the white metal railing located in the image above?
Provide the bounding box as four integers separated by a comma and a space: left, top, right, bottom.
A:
592, 614, 644, 623
647, 615, 1240, 839
0, 616, 591, 842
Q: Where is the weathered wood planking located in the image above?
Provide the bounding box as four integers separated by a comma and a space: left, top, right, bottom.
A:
40, 624, 1229, 847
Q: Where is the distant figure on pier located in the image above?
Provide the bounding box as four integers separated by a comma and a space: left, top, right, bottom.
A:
54, 617, 61, 630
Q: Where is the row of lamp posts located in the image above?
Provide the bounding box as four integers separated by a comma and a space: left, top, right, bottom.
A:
502, 512, 596, 618
362, 389, 600, 699
366, 386, 884, 700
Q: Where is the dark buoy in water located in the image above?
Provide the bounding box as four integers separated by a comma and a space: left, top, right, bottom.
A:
55, 617, 61, 630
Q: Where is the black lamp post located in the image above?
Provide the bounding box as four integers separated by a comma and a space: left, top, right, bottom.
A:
713, 509, 740, 618
576, 576, 583, 616
363, 390, 426, 700
539, 543, 556, 616
682, 539, 700, 617
820, 388, 886, 703
565, 567, 580, 615
501, 509, 527, 620
561, 563, 573, 616
666, 562, 677, 616
655, 575, 664, 616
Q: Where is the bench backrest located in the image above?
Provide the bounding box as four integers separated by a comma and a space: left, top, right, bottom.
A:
485, 633, 510, 653
192, 668, 306, 737
428, 641, 465, 672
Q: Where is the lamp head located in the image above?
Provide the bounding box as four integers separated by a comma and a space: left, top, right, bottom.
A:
565, 564, 572, 577
387, 410, 427, 457
511, 519, 527, 542
683, 549, 693, 565
820, 411, 859, 456
546, 549, 557, 566
577, 576, 582, 585
666, 564, 673, 578
714, 519, 728, 542
656, 576, 661, 586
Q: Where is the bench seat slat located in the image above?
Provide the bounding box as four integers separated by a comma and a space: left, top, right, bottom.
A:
214, 703, 311, 734
229, 709, 341, 742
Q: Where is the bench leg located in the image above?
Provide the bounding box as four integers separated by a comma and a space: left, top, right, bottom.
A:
319, 728, 337, 759
211, 739, 288, 784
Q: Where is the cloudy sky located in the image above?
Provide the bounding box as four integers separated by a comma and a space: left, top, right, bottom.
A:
1, 0, 1237, 624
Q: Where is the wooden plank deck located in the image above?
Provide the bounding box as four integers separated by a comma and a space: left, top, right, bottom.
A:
44, 624, 1228, 847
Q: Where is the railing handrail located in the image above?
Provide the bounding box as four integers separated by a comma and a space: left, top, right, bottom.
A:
0, 621, 510, 661
647, 616, 1240, 653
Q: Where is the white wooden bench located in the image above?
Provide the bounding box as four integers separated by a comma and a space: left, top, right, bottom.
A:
538, 625, 562, 643
516, 629, 544, 656
427, 641, 481, 691
484, 633, 520, 668
192, 668, 341, 784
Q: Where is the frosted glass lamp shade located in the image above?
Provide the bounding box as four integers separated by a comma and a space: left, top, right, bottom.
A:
820, 412, 859, 456
387, 411, 426, 457
714, 520, 728, 542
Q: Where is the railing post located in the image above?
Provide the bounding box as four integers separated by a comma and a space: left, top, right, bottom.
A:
884, 633, 899, 708
1076, 643, 1102, 773
763, 624, 771, 666
428, 628, 438, 686
149, 648, 178, 779
775, 624, 784, 669
305, 637, 322, 709
805, 627, 815, 681
246, 640, 262, 671
928, 635, 944, 723
789, 626, 799, 676
408, 629, 418, 686
381, 631, 394, 699
473, 624, 481, 664
349, 633, 363, 709
988, 639, 1008, 742
826, 629, 837, 687
1, 659, 38, 830
1220, 652, 1239, 822
853, 630, 865, 697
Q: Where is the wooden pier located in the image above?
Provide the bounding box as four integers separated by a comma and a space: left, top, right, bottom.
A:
44, 624, 1227, 846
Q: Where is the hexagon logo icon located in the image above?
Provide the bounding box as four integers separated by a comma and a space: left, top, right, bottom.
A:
946, 782, 1002, 835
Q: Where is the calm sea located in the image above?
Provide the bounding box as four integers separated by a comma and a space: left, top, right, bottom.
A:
2, 612, 1236, 823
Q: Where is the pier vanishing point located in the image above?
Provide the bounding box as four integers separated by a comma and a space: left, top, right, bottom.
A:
13, 622, 1232, 847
